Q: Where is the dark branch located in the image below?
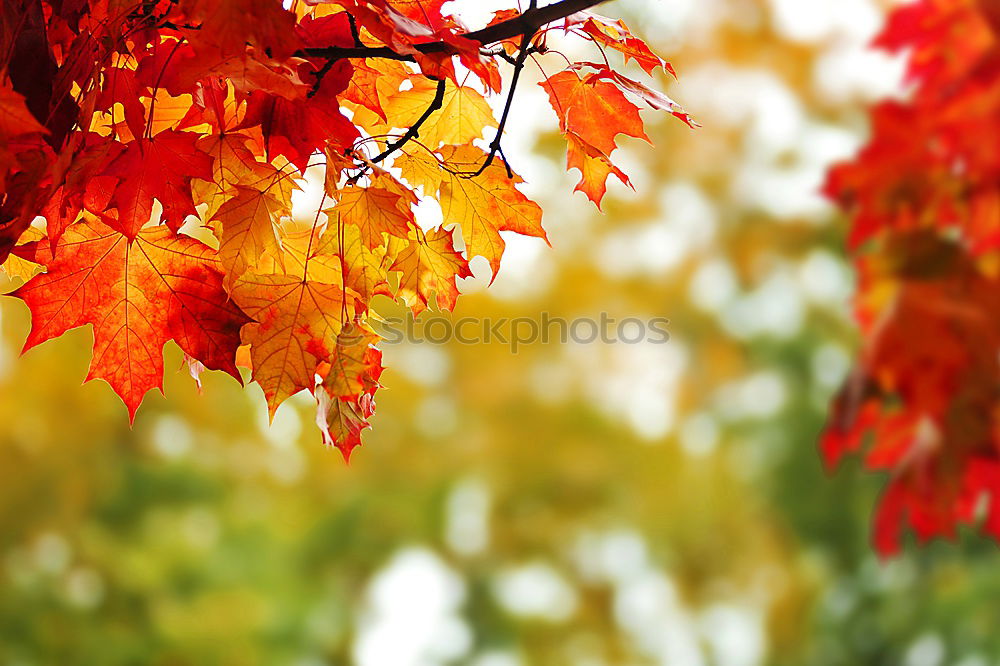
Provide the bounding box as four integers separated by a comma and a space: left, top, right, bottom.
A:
466, 31, 533, 179
371, 78, 445, 164
298, 0, 610, 62
307, 58, 339, 98
346, 77, 446, 184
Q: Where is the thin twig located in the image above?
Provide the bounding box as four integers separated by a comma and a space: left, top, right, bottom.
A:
370, 77, 445, 164
466, 30, 533, 179
345, 77, 446, 185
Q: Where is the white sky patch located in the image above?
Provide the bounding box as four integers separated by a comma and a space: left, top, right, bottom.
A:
595, 181, 717, 279
445, 478, 491, 556
689, 258, 739, 313
814, 43, 908, 103
812, 343, 851, 390
699, 604, 766, 666
150, 414, 194, 459
573, 528, 650, 585
290, 162, 326, 224
679, 412, 720, 457
615, 569, 706, 666
354, 548, 471, 666
255, 399, 303, 448
572, 340, 688, 441
714, 371, 788, 421
382, 344, 451, 387
469, 652, 523, 666
904, 634, 946, 666
768, 0, 882, 44
493, 562, 578, 621
571, 528, 769, 666
720, 266, 806, 340
488, 234, 555, 301
798, 248, 854, 309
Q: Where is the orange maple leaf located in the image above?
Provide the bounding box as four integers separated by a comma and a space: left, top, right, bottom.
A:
11, 218, 250, 420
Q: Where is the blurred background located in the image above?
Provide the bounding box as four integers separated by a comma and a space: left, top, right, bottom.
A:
3, 0, 1000, 664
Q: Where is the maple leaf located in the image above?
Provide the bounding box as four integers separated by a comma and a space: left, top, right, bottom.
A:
232, 256, 358, 414
10, 217, 250, 420
210, 185, 287, 287
565, 131, 632, 208
237, 91, 358, 172
383, 77, 497, 148
0, 225, 45, 283
341, 60, 393, 121
321, 322, 383, 398
820, 0, 1000, 555
0, 0, 691, 455
571, 64, 698, 128
326, 173, 417, 249
540, 64, 695, 207
823, 234, 1000, 555
541, 68, 649, 156
193, 132, 294, 220
316, 388, 375, 460
311, 221, 394, 304
575, 15, 675, 77
388, 226, 471, 314
0, 79, 49, 139
96, 68, 148, 140
179, 0, 302, 61
105, 130, 214, 237
315, 321, 383, 460
438, 145, 547, 280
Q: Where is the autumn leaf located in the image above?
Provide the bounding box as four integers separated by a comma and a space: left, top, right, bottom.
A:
236, 91, 358, 172
325, 173, 417, 249
0, 79, 48, 139
96, 67, 148, 141
822, 0, 1000, 555
389, 226, 471, 314
11, 217, 250, 419
0, 225, 45, 283
571, 64, 698, 128
0, 0, 692, 455
436, 144, 547, 280
232, 267, 356, 416
194, 132, 294, 220
105, 130, 214, 237
575, 15, 674, 77
179, 0, 301, 60
315, 321, 383, 460
540, 68, 649, 156
210, 185, 287, 287
321, 322, 382, 399
311, 219, 394, 304
383, 77, 497, 148
565, 131, 632, 207
316, 388, 375, 460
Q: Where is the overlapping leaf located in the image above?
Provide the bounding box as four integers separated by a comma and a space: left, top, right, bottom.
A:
0, 0, 690, 456
11, 217, 249, 419
823, 0, 1000, 555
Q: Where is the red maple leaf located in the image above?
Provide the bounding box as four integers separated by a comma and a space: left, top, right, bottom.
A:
12, 218, 250, 420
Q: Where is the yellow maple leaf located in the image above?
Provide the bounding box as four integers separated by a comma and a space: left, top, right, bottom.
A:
384, 77, 497, 148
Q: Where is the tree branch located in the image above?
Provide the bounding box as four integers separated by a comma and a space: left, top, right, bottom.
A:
298, 0, 610, 62
370, 78, 445, 165
466, 30, 533, 179
346, 76, 446, 185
